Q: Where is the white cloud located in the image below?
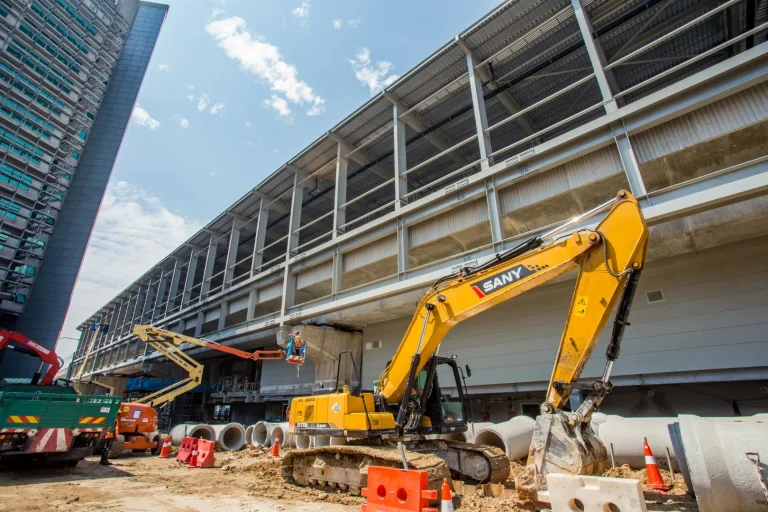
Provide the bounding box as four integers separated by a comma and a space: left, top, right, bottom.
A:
210, 171, 217, 177
210, 103, 225, 116
349, 47, 399, 96
333, 19, 342, 29
264, 94, 292, 119
347, 18, 360, 28
292, 1, 310, 22
196, 94, 210, 112
245, 120, 253, 128
179, 117, 190, 128
130, 104, 160, 130
206, 17, 325, 117
158, 63, 170, 72
211, 7, 225, 18
56, 181, 203, 361
273, 148, 279, 154
185, 84, 195, 90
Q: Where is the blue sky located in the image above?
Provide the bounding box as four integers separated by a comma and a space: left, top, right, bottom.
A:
57, 0, 500, 360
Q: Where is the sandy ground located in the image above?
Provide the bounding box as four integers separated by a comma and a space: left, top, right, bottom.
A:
0, 449, 698, 512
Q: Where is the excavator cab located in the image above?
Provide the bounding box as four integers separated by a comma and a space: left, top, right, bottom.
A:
408, 355, 468, 434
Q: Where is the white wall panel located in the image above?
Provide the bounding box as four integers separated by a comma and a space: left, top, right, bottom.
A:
409, 198, 489, 248
343, 234, 397, 272
258, 281, 283, 302
633, 82, 768, 163
296, 260, 333, 289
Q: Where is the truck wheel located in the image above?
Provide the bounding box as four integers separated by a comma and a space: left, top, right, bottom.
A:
109, 435, 125, 459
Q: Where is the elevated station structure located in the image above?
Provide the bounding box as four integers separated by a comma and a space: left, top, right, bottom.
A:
71, 0, 768, 423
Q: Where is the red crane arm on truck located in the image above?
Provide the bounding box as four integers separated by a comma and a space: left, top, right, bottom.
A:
0, 329, 61, 385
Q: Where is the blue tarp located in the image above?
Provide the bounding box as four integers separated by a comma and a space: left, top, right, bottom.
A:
125, 376, 216, 393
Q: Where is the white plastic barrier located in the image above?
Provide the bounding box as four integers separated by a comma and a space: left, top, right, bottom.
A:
547, 473, 648, 512
212, 423, 246, 451
472, 416, 535, 460
169, 423, 216, 446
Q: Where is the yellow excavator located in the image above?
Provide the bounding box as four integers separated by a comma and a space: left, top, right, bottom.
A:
282, 190, 649, 493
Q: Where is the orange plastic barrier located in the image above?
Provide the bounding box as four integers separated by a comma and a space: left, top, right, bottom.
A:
361, 466, 438, 512
176, 436, 198, 464
191, 439, 215, 469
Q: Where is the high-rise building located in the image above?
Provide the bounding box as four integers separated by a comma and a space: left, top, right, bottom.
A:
0, 0, 168, 377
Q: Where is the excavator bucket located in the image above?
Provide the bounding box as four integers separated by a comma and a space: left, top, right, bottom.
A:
515, 413, 608, 493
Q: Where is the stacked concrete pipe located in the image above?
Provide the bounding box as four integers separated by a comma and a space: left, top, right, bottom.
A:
244, 424, 255, 446
472, 416, 535, 460
212, 423, 246, 451
465, 422, 493, 443
169, 423, 216, 446
593, 415, 680, 470
312, 435, 331, 447
295, 434, 312, 449
269, 422, 293, 448
252, 421, 272, 447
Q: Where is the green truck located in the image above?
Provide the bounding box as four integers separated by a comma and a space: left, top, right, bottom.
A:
0, 329, 122, 466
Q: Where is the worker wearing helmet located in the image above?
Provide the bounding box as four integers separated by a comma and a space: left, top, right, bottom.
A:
99, 419, 117, 466
287, 330, 304, 364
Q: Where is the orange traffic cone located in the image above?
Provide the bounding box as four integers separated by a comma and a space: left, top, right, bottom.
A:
158, 436, 172, 458
272, 434, 280, 457
643, 437, 669, 491
440, 478, 453, 512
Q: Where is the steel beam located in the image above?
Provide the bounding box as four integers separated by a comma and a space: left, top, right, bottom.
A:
485, 177, 503, 250
465, 50, 494, 169
251, 198, 268, 275
182, 249, 200, 306
224, 218, 242, 286
611, 121, 647, 198
572, 0, 619, 113
164, 259, 182, 316
332, 249, 343, 295
333, 142, 348, 237
281, 171, 305, 317
397, 217, 409, 277
153, 271, 168, 320
393, 101, 408, 206
200, 238, 219, 297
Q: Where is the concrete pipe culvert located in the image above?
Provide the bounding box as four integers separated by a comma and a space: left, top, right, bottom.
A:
465, 422, 493, 443
473, 416, 535, 461
270, 423, 293, 447
245, 424, 256, 446
253, 421, 270, 447
313, 435, 331, 447
169, 424, 216, 446
295, 434, 312, 449
330, 436, 347, 446
212, 423, 246, 451
438, 432, 468, 442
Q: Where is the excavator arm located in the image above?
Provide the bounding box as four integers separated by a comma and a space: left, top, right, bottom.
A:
378, 190, 648, 413
131, 325, 287, 407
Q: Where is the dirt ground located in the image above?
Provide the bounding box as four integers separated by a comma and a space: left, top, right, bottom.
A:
0, 449, 698, 512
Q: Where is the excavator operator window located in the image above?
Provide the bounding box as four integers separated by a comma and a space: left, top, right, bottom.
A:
440, 397, 464, 424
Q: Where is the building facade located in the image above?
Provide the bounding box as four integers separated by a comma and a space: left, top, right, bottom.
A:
71, 0, 768, 424
0, 0, 168, 378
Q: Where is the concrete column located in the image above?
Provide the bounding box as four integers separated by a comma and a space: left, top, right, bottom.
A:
182, 247, 200, 306
466, 51, 493, 169
393, 102, 408, 207
224, 218, 242, 286
164, 259, 182, 316
485, 178, 503, 250
332, 250, 342, 295
246, 288, 258, 321
250, 199, 268, 276
218, 301, 228, 331
153, 270, 169, 320
333, 142, 348, 237
397, 217, 409, 278
572, 0, 618, 113
194, 311, 203, 337
200, 236, 219, 297
611, 121, 647, 198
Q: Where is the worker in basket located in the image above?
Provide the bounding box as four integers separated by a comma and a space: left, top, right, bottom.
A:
286, 330, 306, 365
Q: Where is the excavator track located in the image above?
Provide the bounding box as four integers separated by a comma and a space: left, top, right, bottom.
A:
280, 441, 509, 496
